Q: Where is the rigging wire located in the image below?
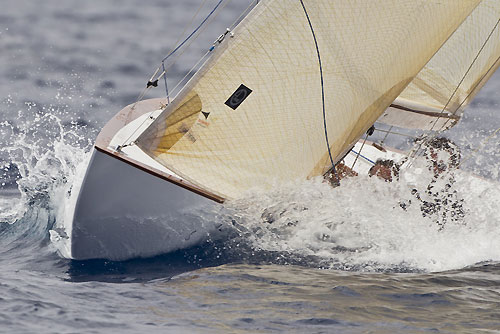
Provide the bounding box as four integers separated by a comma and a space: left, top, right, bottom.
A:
118, 50, 212, 150
118, 0, 259, 149
375, 127, 417, 139
139, 0, 233, 103
438, 55, 500, 133
161, 0, 225, 63
160, 0, 258, 99
405, 57, 500, 170
117, 0, 235, 149
351, 132, 370, 170
408, 55, 500, 169
380, 125, 393, 145
427, 18, 500, 134
163, 50, 212, 98
405, 18, 500, 167
126, 0, 230, 117
156, 0, 233, 78
166, 0, 209, 60
162, 61, 170, 103
299, 0, 339, 182
158, 0, 208, 102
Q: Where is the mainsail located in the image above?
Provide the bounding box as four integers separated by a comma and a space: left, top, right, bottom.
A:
136, 0, 480, 199
379, 0, 500, 131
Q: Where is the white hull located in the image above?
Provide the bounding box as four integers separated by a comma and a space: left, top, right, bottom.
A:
69, 149, 219, 260
63, 98, 224, 261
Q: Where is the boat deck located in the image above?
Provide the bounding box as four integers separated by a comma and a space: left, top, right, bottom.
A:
94, 98, 225, 203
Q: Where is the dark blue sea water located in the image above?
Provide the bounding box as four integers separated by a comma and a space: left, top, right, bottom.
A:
1, 1, 500, 333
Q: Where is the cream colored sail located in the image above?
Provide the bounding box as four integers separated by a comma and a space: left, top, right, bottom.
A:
379, 0, 500, 131
136, 0, 479, 199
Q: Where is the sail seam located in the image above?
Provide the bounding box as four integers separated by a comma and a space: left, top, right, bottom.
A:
299, 0, 338, 180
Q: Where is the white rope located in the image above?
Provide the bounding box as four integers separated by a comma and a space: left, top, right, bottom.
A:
375, 127, 417, 139
166, 50, 212, 97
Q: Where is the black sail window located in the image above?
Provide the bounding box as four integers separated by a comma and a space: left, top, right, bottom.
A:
225, 84, 252, 110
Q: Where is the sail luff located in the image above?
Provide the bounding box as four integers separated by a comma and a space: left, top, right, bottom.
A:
136, 0, 480, 199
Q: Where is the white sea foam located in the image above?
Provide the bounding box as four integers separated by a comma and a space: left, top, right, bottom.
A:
0, 107, 92, 256
0, 192, 23, 223
225, 165, 500, 272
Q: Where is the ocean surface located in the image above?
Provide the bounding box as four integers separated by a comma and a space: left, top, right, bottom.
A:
1, 1, 500, 333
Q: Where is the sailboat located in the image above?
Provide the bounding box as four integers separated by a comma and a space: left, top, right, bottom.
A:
61, 0, 500, 260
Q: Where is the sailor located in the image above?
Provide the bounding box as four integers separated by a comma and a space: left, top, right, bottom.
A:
368, 159, 400, 182
409, 137, 465, 228
324, 162, 358, 186
365, 137, 465, 229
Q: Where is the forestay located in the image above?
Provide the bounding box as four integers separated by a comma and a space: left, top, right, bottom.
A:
136, 0, 479, 199
379, 0, 500, 131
